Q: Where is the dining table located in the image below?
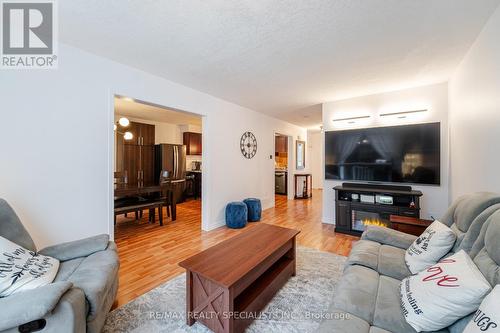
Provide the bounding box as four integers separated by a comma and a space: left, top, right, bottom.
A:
114, 180, 183, 221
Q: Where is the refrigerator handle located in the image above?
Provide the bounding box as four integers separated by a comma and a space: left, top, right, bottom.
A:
174, 145, 178, 179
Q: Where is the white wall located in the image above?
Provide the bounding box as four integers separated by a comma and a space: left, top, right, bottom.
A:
449, 5, 500, 201
322, 83, 449, 224
307, 131, 324, 189
0, 43, 306, 248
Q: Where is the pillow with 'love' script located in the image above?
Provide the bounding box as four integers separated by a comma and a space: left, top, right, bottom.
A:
400, 250, 491, 332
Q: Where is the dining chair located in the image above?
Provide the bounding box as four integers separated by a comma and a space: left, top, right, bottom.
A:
114, 170, 141, 223
158, 170, 173, 218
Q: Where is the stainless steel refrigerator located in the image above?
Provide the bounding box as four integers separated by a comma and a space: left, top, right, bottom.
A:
154, 144, 187, 183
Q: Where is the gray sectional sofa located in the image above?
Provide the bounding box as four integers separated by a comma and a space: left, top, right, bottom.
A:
319, 192, 500, 333
0, 199, 119, 333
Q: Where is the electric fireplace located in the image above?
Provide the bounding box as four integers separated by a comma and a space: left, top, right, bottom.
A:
352, 210, 390, 232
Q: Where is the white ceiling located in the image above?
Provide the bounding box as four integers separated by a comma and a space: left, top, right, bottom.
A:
114, 97, 202, 126
60, 0, 500, 128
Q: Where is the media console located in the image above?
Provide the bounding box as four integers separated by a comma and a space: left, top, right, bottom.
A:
334, 183, 423, 236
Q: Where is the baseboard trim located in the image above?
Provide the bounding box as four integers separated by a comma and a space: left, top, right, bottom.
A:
203, 219, 225, 231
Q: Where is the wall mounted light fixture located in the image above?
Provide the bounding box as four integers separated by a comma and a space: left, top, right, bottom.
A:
114, 117, 133, 140
332, 115, 371, 124
379, 109, 428, 119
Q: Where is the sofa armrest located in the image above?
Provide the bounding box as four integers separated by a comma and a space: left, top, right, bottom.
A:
39, 234, 110, 261
0, 281, 72, 331
361, 226, 417, 250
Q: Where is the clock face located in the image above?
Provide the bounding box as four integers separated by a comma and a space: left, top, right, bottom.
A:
240, 131, 257, 159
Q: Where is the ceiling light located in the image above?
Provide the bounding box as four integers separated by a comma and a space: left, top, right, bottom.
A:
123, 132, 133, 140
113, 124, 117, 131
121, 96, 134, 102
118, 117, 130, 127
333, 115, 371, 123
379, 109, 427, 117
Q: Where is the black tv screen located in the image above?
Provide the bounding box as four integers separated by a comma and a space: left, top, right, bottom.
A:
325, 122, 440, 185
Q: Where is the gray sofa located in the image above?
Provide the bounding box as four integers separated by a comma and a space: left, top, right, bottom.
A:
319, 192, 500, 333
0, 199, 119, 333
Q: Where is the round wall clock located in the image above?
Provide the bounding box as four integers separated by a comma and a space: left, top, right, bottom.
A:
240, 131, 257, 159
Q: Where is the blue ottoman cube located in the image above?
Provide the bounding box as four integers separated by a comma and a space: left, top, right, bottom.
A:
225, 202, 248, 229
243, 198, 262, 222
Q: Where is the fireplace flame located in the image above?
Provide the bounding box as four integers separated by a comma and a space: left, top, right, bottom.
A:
362, 218, 388, 227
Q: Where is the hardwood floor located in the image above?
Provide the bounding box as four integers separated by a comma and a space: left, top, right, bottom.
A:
113, 189, 358, 308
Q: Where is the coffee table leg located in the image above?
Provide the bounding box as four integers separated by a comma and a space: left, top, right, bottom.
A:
186, 270, 195, 326
291, 237, 297, 277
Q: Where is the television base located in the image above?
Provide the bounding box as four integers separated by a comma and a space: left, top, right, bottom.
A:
334, 183, 423, 236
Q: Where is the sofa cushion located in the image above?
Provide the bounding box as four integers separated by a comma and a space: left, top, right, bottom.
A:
64, 246, 119, 322
54, 257, 85, 282
0, 199, 36, 252
440, 193, 500, 252
347, 240, 411, 280
333, 265, 379, 323
317, 308, 370, 333
373, 275, 416, 332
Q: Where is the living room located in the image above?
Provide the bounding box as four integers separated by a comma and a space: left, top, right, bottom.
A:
1, 1, 500, 333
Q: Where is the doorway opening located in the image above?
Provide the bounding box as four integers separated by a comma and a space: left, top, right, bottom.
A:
113, 95, 203, 238
274, 133, 294, 202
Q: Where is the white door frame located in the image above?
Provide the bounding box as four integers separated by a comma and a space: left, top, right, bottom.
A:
273, 131, 295, 204
107, 92, 207, 239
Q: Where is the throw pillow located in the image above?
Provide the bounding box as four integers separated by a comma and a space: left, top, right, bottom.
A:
464, 285, 500, 333
400, 250, 491, 332
405, 220, 457, 274
0, 236, 59, 297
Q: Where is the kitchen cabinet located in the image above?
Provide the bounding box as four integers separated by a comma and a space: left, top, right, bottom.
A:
185, 171, 202, 199
117, 121, 155, 185
275, 136, 287, 155
183, 132, 202, 155
124, 122, 155, 146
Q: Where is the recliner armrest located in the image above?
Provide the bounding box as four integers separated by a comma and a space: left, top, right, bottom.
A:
361, 226, 417, 250
0, 281, 72, 331
39, 234, 110, 261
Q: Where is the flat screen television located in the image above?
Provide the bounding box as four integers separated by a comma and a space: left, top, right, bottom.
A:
325, 122, 440, 185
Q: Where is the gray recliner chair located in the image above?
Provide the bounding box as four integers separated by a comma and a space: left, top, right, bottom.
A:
0, 199, 119, 333
319, 192, 500, 333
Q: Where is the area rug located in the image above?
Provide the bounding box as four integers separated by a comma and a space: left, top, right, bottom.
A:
103, 247, 346, 333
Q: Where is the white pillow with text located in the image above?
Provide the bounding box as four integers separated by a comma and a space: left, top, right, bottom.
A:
405, 220, 456, 274
400, 250, 491, 332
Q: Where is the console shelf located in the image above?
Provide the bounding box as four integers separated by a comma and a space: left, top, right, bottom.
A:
334, 183, 423, 236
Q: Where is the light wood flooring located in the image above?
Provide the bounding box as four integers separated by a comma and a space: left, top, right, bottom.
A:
113, 189, 358, 308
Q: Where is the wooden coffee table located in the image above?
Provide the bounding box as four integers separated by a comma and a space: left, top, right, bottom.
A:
179, 224, 300, 333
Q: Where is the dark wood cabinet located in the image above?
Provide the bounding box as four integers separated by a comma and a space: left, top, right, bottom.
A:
117, 121, 155, 185
122, 145, 141, 185
141, 145, 155, 184
334, 183, 423, 236
183, 132, 202, 155
275, 136, 287, 155
335, 201, 351, 230
124, 122, 155, 146
185, 171, 202, 199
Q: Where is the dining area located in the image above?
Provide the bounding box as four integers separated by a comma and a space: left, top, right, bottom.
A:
114, 170, 184, 226
113, 115, 189, 228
